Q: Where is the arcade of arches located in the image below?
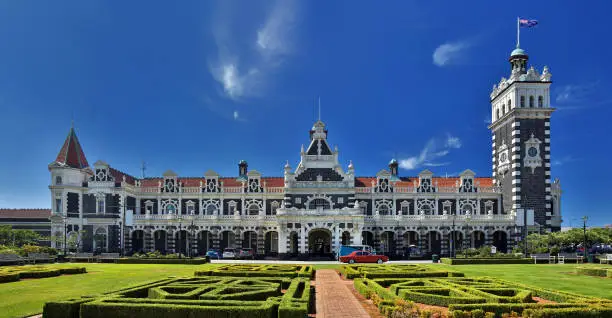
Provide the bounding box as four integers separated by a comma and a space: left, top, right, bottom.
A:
125, 227, 510, 257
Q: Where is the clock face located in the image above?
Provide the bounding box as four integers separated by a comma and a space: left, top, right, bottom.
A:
528, 147, 538, 157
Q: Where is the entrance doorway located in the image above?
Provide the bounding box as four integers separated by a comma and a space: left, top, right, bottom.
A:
308, 229, 331, 255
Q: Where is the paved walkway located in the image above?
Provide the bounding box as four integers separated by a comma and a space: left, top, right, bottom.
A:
315, 269, 370, 318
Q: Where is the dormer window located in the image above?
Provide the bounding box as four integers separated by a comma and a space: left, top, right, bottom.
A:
520, 96, 525, 107
248, 178, 260, 193
164, 179, 177, 193
418, 178, 433, 193
377, 178, 389, 192
55, 176, 63, 185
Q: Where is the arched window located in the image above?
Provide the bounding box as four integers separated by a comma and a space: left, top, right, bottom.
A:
94, 227, 107, 251
529, 96, 534, 108
462, 204, 473, 215
248, 204, 260, 215
520, 96, 525, 107
502, 103, 506, 115
206, 204, 216, 215
538, 96, 543, 107
496, 109, 500, 121
378, 204, 390, 215
55, 176, 62, 185
309, 198, 330, 210
508, 99, 512, 109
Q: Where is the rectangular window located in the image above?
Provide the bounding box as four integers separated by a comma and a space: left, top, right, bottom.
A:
337, 197, 344, 204
97, 200, 105, 214
56, 198, 62, 213
401, 205, 409, 215
295, 197, 301, 204
228, 204, 236, 215
187, 205, 195, 215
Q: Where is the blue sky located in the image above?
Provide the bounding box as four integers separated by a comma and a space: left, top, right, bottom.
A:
0, 1, 610, 226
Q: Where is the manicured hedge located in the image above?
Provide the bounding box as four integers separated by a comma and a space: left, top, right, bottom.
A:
117, 257, 209, 265
195, 264, 315, 279
0, 265, 86, 283
441, 258, 534, 265
354, 276, 612, 317
575, 266, 611, 278
340, 264, 464, 279
43, 273, 311, 318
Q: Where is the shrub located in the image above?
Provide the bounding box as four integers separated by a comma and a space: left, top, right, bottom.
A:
575, 267, 610, 278
440, 258, 534, 265
117, 258, 208, 265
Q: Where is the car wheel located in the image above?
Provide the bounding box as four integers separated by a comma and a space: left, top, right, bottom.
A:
348, 259, 355, 264
377, 259, 383, 264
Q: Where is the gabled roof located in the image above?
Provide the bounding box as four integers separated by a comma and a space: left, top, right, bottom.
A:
0, 209, 51, 219
109, 168, 137, 185
53, 126, 89, 169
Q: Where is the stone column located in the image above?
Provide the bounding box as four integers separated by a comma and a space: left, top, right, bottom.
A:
234, 228, 242, 249
212, 230, 220, 250
278, 229, 288, 254
395, 229, 404, 258
441, 231, 449, 256
333, 226, 341, 254
299, 227, 307, 254
167, 229, 175, 254
257, 228, 265, 256
145, 229, 153, 252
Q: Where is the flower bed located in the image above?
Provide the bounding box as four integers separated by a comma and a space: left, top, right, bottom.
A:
43, 275, 311, 318
0, 265, 86, 283
194, 264, 315, 279
441, 258, 534, 265
117, 257, 209, 265
339, 264, 464, 279
354, 275, 612, 317
575, 266, 612, 278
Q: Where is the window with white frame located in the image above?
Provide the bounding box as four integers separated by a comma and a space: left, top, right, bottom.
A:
484, 201, 494, 215
248, 204, 260, 215
227, 201, 236, 215
378, 204, 390, 215
337, 197, 344, 204
359, 201, 368, 215
165, 203, 177, 214
442, 201, 452, 215
186, 201, 195, 215
294, 197, 301, 204
206, 204, 217, 215
55, 197, 62, 213
400, 201, 410, 215
96, 198, 105, 214
270, 201, 279, 215
145, 201, 153, 214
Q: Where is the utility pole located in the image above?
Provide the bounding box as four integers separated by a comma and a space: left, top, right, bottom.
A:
582, 216, 588, 260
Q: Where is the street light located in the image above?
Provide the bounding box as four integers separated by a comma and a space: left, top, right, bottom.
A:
582, 216, 588, 260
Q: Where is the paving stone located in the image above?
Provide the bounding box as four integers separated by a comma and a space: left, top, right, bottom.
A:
315, 269, 370, 318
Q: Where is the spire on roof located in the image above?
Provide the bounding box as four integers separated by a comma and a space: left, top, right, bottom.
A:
53, 124, 89, 169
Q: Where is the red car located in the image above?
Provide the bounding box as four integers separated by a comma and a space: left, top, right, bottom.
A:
339, 251, 389, 264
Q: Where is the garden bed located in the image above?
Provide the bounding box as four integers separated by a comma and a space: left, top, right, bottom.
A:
43, 275, 311, 318
440, 258, 534, 265
0, 265, 86, 283
195, 264, 315, 279
117, 257, 209, 265
339, 264, 464, 279
575, 266, 612, 278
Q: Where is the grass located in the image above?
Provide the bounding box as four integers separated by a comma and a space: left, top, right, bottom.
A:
0, 263, 610, 317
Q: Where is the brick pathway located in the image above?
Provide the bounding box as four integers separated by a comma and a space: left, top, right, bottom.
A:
315, 269, 370, 318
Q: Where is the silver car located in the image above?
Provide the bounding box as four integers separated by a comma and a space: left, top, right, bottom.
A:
222, 248, 236, 259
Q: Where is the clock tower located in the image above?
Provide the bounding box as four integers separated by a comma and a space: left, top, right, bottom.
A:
489, 45, 560, 231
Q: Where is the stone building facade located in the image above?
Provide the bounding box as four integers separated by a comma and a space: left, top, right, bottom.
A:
48, 44, 562, 258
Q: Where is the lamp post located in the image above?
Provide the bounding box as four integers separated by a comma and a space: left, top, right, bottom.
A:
63, 216, 68, 256
582, 216, 588, 260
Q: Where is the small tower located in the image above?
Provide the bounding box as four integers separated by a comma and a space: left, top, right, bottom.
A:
388, 159, 399, 179
238, 160, 248, 178
489, 44, 558, 231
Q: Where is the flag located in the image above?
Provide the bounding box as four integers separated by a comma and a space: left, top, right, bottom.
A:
519, 18, 538, 28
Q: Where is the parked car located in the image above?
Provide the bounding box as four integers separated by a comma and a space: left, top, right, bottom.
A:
238, 248, 255, 259
339, 251, 389, 264
206, 249, 221, 259
222, 248, 236, 259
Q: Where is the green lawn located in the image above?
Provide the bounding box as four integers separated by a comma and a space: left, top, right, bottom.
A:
0, 263, 610, 318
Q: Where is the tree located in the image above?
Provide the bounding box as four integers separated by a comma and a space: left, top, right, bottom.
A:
0, 225, 42, 246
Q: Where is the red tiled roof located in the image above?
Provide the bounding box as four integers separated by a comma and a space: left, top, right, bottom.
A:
179, 178, 205, 187
54, 127, 89, 169
0, 209, 51, 219
109, 168, 136, 185
140, 178, 162, 187
355, 177, 376, 187
219, 177, 243, 187
262, 177, 284, 187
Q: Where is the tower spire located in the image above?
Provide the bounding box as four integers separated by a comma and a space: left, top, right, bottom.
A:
318, 96, 321, 121
53, 124, 89, 169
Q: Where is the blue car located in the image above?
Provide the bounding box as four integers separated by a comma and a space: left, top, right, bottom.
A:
206, 249, 221, 259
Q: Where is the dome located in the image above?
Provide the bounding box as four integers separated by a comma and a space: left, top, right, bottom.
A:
389, 158, 398, 165
510, 47, 527, 57
312, 120, 325, 130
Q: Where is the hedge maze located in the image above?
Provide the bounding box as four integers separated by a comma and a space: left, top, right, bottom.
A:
575, 266, 612, 278
195, 264, 315, 279
43, 265, 313, 318
0, 265, 86, 283
354, 274, 612, 317
340, 264, 464, 279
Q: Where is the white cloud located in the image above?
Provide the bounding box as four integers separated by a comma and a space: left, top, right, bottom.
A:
445, 135, 462, 149
233, 110, 239, 120
433, 41, 470, 67
552, 155, 579, 166
399, 135, 462, 170
209, 0, 297, 101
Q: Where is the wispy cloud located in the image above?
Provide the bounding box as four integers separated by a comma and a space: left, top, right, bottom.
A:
433, 41, 470, 67
233, 111, 239, 120
399, 135, 462, 170
554, 82, 612, 110
552, 155, 579, 166
209, 0, 298, 102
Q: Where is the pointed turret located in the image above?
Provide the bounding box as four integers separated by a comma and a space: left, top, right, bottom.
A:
53, 124, 89, 169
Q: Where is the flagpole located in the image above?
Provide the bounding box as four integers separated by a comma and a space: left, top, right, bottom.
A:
517, 17, 520, 48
